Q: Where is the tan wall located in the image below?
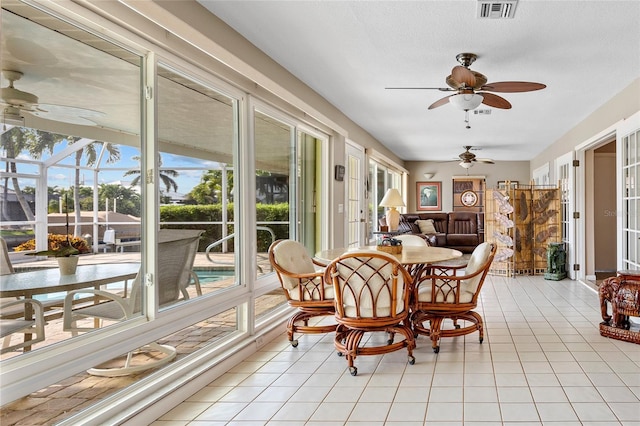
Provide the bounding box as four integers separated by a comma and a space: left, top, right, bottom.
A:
593, 153, 617, 272
404, 161, 530, 212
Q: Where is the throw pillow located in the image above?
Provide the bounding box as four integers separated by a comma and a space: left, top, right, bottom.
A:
416, 219, 437, 235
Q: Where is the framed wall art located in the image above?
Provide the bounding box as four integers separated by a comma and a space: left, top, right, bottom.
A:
416, 181, 441, 211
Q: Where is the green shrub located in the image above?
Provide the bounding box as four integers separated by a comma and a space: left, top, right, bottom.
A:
160, 203, 289, 252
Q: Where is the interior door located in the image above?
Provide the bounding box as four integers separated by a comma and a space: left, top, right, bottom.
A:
556, 151, 576, 279
345, 141, 365, 248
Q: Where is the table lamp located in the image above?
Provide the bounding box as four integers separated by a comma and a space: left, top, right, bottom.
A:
379, 188, 405, 231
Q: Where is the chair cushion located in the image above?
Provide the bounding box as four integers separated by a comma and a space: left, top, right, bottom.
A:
273, 240, 317, 290
462, 242, 493, 293
416, 219, 437, 235
417, 281, 475, 303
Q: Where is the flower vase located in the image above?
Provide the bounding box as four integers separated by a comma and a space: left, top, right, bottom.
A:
57, 256, 79, 275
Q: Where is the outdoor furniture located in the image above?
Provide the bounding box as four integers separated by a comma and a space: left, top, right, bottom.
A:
62, 229, 203, 376
1, 298, 45, 354
324, 250, 415, 376
268, 239, 337, 347
411, 242, 496, 353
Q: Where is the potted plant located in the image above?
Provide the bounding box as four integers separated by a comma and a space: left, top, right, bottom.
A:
15, 196, 90, 274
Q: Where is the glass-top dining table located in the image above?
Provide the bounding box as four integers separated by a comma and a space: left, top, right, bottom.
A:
1, 263, 140, 349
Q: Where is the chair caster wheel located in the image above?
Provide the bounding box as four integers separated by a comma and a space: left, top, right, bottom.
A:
349, 366, 357, 376
455, 324, 461, 329
408, 356, 415, 365
479, 337, 483, 344
290, 339, 298, 347
387, 339, 394, 345
337, 351, 343, 356
433, 346, 440, 353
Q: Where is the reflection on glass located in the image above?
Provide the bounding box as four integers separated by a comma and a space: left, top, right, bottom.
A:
157, 64, 238, 303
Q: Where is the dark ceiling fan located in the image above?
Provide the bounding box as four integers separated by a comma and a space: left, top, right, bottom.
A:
457, 146, 494, 169
386, 53, 546, 113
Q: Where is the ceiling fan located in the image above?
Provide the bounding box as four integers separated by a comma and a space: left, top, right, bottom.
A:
386, 53, 546, 127
1, 69, 105, 128
457, 146, 494, 169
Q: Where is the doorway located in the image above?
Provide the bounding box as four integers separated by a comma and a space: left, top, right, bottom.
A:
591, 141, 617, 285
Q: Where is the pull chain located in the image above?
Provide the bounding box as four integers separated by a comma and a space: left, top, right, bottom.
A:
464, 110, 471, 129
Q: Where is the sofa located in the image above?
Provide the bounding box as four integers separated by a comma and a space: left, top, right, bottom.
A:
396, 212, 484, 254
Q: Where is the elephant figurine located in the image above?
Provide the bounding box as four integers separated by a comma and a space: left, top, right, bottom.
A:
599, 271, 640, 332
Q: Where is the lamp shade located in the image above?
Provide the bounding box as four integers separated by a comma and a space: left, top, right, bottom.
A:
459, 161, 474, 169
379, 188, 405, 208
449, 93, 483, 111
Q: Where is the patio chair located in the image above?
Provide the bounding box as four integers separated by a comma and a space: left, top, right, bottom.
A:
324, 250, 415, 376
268, 239, 337, 347
62, 229, 203, 376
1, 299, 46, 354
411, 242, 496, 353
1, 237, 15, 275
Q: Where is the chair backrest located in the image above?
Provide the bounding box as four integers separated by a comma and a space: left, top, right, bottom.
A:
269, 239, 317, 290
462, 242, 495, 293
325, 251, 412, 319
129, 229, 204, 311
447, 212, 478, 235
0, 237, 14, 275
395, 234, 428, 247
103, 229, 116, 244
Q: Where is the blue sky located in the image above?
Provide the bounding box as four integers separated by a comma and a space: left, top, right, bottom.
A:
8, 140, 223, 196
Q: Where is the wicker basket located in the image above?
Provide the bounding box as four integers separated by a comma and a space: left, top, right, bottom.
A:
377, 244, 402, 254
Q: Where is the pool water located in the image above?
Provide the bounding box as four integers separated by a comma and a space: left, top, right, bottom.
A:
193, 268, 235, 283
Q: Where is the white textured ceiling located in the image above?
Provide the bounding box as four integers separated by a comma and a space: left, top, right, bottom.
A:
198, 0, 640, 162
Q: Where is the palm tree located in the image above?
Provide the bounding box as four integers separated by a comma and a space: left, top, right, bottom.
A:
123, 154, 179, 194
71, 141, 120, 235
1, 128, 64, 224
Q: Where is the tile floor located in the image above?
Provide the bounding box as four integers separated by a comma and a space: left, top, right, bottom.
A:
151, 274, 640, 425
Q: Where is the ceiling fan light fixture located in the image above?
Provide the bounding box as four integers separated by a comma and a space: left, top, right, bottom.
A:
459, 161, 474, 169
449, 93, 484, 111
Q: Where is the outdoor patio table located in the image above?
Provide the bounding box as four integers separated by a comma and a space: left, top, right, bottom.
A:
1, 263, 139, 350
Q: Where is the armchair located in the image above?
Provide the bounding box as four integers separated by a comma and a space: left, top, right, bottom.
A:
1, 299, 45, 354
324, 251, 415, 376
62, 229, 203, 376
411, 242, 496, 353
268, 239, 337, 347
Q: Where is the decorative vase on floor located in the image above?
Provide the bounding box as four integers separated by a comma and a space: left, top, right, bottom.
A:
57, 256, 79, 275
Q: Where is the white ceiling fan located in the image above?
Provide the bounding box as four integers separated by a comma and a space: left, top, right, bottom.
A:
1, 69, 105, 127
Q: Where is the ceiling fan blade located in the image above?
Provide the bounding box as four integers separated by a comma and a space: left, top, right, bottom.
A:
428, 95, 454, 110
385, 87, 453, 91
478, 92, 512, 109
480, 81, 546, 93
475, 158, 495, 164
451, 65, 476, 88
471, 71, 488, 90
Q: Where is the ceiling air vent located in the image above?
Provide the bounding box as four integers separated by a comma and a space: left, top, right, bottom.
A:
477, 0, 518, 19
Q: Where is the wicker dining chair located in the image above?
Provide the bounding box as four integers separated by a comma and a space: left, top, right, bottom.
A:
324, 250, 415, 376
411, 242, 496, 353
268, 239, 337, 347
